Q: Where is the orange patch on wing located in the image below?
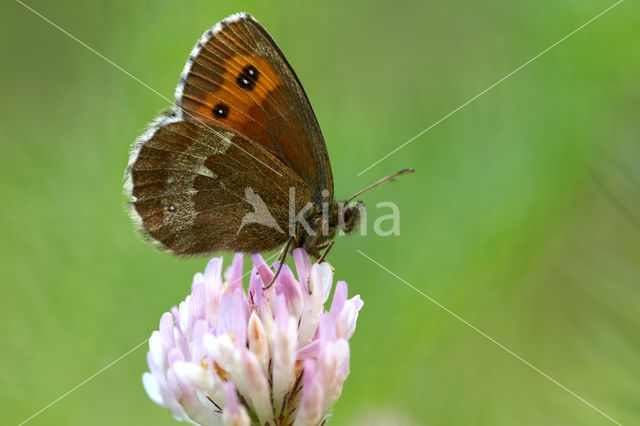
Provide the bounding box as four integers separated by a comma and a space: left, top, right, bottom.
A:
185, 55, 290, 155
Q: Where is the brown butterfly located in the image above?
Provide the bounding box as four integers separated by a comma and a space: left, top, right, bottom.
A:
125, 12, 411, 265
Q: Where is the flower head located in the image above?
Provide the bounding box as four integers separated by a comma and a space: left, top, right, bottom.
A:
143, 249, 363, 426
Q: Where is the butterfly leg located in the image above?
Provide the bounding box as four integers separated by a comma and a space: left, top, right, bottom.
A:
317, 240, 335, 264
263, 234, 296, 290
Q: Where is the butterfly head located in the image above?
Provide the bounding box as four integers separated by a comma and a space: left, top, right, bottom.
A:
323, 200, 363, 238
296, 200, 363, 258
340, 201, 364, 234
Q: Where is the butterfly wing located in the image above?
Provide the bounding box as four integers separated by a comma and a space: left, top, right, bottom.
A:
175, 12, 333, 203
125, 114, 311, 255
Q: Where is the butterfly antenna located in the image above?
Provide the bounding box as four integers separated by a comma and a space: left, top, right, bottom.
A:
347, 168, 414, 203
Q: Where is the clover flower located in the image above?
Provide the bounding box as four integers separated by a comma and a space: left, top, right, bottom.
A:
142, 249, 363, 425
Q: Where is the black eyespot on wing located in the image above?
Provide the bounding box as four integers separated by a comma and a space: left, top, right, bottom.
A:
243, 65, 259, 81
212, 103, 229, 118
236, 65, 259, 90
236, 74, 255, 90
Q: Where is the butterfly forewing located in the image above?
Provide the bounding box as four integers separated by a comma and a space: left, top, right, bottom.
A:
175, 13, 333, 202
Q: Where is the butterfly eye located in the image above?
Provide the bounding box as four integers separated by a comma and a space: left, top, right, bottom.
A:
212, 103, 229, 118
168, 204, 176, 212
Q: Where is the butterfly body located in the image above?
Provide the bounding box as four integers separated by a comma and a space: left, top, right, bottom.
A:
125, 13, 362, 258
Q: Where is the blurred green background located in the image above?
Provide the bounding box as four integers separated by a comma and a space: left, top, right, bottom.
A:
2, 0, 639, 424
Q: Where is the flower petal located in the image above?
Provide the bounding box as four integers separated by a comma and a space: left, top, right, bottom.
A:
222, 383, 250, 426
293, 360, 324, 426
247, 311, 269, 375
149, 330, 164, 369
337, 295, 363, 339
311, 262, 333, 304
250, 253, 274, 289
189, 282, 206, 324
216, 292, 248, 347
242, 351, 273, 423
272, 296, 298, 415
204, 257, 223, 290
330, 281, 348, 320
330, 282, 364, 340
276, 264, 303, 320
173, 361, 215, 395
142, 372, 163, 406
292, 248, 312, 291
224, 253, 244, 293
297, 340, 320, 360
159, 312, 176, 353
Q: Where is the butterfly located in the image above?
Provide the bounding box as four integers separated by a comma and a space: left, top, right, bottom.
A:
125, 12, 411, 263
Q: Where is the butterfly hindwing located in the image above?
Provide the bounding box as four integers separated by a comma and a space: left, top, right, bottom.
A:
126, 116, 311, 255
175, 12, 333, 203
